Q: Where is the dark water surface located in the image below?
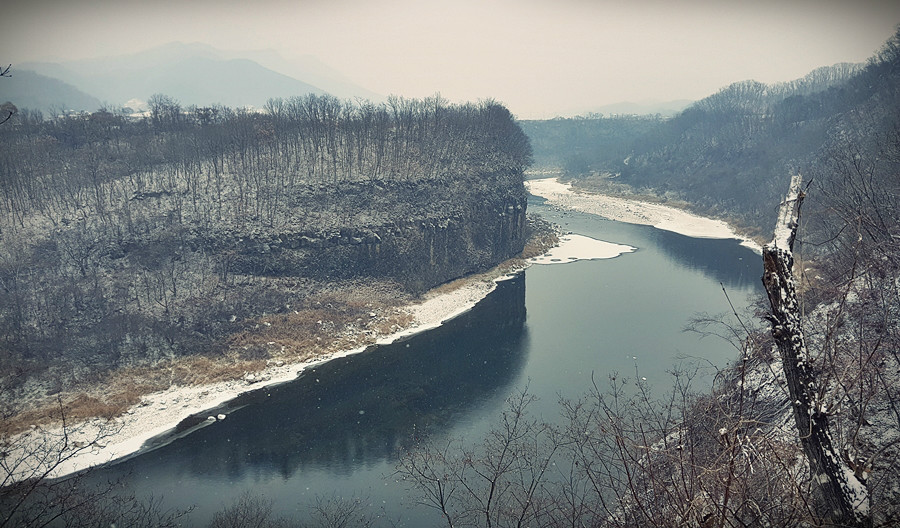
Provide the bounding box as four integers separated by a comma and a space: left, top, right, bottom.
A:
86, 198, 763, 525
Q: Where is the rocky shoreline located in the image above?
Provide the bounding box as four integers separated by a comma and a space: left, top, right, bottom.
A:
6, 182, 757, 483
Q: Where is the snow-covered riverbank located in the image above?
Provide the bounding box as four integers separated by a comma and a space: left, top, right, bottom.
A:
526, 178, 762, 253
31, 280, 497, 479
10, 231, 632, 482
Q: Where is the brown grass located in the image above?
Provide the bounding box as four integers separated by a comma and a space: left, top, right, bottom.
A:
1, 393, 134, 436
0, 354, 273, 436
225, 286, 416, 364
428, 275, 483, 297
520, 226, 559, 260
2, 230, 554, 436
372, 312, 415, 335
1, 291, 415, 436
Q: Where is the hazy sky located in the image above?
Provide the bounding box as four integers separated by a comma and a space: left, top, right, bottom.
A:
5, 0, 900, 118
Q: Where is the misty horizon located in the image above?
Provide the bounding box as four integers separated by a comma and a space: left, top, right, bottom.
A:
4, 0, 899, 119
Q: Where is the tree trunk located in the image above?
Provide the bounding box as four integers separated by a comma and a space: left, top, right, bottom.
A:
762, 173, 871, 527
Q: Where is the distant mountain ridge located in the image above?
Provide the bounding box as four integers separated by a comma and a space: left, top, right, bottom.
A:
16, 42, 380, 111
206, 45, 384, 102
584, 99, 694, 117
0, 69, 101, 113
110, 41, 383, 101
688, 62, 864, 115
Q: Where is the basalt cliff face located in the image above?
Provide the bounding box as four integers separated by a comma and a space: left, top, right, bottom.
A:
228, 180, 527, 292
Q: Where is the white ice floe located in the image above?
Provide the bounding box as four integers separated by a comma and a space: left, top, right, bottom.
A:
526, 178, 762, 253
530, 234, 635, 264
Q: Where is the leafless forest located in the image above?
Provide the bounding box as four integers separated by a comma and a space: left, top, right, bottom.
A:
0, 94, 531, 410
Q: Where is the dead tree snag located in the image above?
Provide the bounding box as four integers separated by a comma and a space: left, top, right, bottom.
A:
762, 173, 870, 527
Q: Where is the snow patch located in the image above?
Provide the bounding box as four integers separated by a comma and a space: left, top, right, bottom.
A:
529, 234, 634, 264
526, 178, 761, 253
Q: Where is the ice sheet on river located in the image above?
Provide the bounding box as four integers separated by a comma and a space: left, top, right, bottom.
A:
530, 234, 635, 264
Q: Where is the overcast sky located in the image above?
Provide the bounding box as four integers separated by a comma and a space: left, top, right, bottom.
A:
5, 0, 900, 118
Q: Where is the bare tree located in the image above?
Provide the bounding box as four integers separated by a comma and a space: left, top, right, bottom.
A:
0, 102, 15, 126
397, 388, 564, 527
762, 173, 871, 527
208, 492, 292, 528
0, 64, 14, 125
307, 494, 377, 528
1, 397, 189, 527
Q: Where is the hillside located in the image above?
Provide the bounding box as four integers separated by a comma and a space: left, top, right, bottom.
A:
0, 94, 532, 422
520, 115, 661, 175
550, 30, 900, 526
514, 32, 900, 525
527, 54, 895, 235
611, 60, 869, 229
0, 69, 102, 113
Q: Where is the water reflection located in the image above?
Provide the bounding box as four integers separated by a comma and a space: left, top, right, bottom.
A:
76, 203, 766, 525
647, 228, 762, 293
528, 195, 762, 294
97, 274, 528, 483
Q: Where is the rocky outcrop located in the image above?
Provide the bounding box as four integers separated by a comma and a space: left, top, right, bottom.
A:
227, 178, 528, 292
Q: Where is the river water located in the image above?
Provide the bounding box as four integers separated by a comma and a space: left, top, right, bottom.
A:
85, 196, 763, 525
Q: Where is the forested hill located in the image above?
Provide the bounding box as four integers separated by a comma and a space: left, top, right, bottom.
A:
613, 59, 872, 231
520, 115, 661, 175
0, 95, 532, 405
529, 29, 899, 235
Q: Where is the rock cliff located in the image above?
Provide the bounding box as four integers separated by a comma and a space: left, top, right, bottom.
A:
227, 179, 527, 292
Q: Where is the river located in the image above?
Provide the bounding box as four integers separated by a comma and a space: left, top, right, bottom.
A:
82, 195, 763, 526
